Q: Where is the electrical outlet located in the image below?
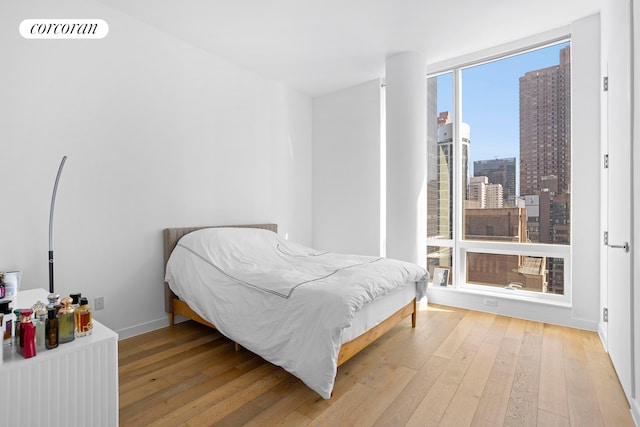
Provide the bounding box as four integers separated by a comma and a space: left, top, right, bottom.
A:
94, 296, 105, 311
483, 298, 498, 307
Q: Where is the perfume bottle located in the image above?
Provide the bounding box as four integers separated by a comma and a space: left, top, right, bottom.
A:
34, 312, 46, 351
47, 293, 61, 312
70, 293, 81, 310
32, 301, 47, 351
75, 297, 92, 337
45, 308, 59, 350
13, 308, 22, 348
3, 272, 19, 299
19, 309, 36, 358
58, 297, 75, 344
0, 301, 12, 345
0, 313, 3, 364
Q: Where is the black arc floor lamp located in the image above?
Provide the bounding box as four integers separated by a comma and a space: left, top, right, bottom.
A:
48, 155, 68, 305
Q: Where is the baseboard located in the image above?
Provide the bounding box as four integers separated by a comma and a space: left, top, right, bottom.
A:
427, 287, 598, 331
631, 398, 640, 427
115, 314, 194, 340
597, 322, 608, 352
115, 316, 168, 340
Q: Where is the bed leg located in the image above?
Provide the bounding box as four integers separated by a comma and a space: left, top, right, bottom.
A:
169, 312, 174, 328
234, 342, 241, 352
411, 299, 417, 328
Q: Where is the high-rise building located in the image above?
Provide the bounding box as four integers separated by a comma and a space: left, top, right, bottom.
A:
437, 111, 450, 126
468, 176, 488, 208
519, 45, 571, 295
427, 78, 440, 240
468, 176, 504, 209
473, 157, 516, 206
437, 121, 470, 239
486, 183, 504, 209
519, 45, 571, 196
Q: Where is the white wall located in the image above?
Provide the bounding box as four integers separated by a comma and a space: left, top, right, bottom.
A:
312, 80, 383, 255
632, 0, 640, 422
0, 0, 312, 338
569, 13, 602, 327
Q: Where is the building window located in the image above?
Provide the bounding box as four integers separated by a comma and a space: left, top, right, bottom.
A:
427, 40, 571, 301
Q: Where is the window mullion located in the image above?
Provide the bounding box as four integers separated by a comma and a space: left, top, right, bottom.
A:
453, 68, 463, 289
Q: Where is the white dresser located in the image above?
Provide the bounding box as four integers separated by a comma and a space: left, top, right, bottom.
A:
0, 289, 118, 426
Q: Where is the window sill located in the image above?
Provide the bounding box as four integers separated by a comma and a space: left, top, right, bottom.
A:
427, 284, 572, 308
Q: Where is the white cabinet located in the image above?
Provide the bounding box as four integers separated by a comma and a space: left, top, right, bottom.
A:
0, 289, 118, 426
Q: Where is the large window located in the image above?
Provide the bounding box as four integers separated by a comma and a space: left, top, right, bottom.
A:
427, 40, 571, 300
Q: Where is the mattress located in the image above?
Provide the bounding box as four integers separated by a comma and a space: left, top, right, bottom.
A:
341, 282, 415, 344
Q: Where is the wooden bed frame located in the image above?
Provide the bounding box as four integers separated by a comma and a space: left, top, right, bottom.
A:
163, 223, 417, 367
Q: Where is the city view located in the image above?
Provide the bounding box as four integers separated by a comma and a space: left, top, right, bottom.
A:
427, 42, 571, 295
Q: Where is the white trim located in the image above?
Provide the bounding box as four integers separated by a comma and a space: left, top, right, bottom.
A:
460, 240, 570, 257
631, 398, 640, 427
453, 68, 464, 290
380, 79, 387, 258
427, 285, 596, 331
598, 322, 609, 351
115, 316, 170, 340
428, 25, 571, 75
427, 238, 454, 248
429, 284, 570, 307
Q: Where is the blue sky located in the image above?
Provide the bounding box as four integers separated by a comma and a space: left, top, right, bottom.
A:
435, 41, 569, 176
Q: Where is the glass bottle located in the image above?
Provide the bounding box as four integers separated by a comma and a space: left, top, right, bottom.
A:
18, 309, 31, 351
33, 313, 46, 351
58, 297, 75, 344
3, 271, 19, 299
47, 293, 60, 312
69, 293, 81, 310
0, 301, 12, 346
32, 301, 47, 351
75, 297, 92, 337
0, 313, 3, 364
13, 308, 22, 348
19, 309, 36, 358
45, 308, 59, 350
68, 293, 81, 340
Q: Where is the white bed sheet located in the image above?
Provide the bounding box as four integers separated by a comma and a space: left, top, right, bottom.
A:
341, 283, 416, 344
165, 227, 428, 399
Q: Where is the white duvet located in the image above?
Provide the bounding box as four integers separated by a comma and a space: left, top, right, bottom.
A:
165, 227, 428, 399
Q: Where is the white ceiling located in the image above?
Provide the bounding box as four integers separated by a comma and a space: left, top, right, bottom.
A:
102, 0, 601, 97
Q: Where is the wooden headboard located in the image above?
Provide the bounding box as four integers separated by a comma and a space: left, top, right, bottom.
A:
162, 223, 278, 313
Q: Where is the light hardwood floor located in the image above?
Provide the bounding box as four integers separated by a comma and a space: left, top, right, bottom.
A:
118, 304, 634, 426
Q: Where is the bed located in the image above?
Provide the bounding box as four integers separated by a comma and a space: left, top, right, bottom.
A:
163, 223, 428, 398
